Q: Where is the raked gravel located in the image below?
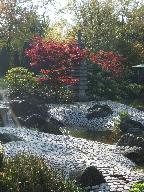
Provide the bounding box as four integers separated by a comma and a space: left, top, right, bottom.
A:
0, 127, 144, 192
48, 100, 144, 131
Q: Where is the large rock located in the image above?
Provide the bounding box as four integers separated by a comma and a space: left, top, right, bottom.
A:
78, 166, 106, 187
10, 99, 47, 118
117, 133, 144, 149
117, 134, 144, 165
86, 104, 113, 120
123, 147, 144, 166
10, 98, 63, 135
120, 117, 144, 133
0, 133, 22, 143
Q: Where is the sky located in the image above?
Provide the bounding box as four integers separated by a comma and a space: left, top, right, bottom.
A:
31, 0, 144, 27
32, 0, 74, 25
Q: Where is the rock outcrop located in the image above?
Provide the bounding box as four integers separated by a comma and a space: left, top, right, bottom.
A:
87, 104, 113, 120
123, 147, 144, 166
117, 133, 144, 149
120, 117, 144, 133
0, 133, 22, 143
79, 166, 106, 187
117, 134, 144, 165
10, 98, 63, 135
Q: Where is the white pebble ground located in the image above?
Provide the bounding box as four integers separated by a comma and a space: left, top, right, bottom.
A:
0, 127, 144, 192
48, 100, 144, 131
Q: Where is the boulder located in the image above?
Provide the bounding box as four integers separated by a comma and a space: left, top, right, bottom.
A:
120, 117, 144, 133
117, 134, 144, 165
25, 115, 63, 135
87, 104, 113, 120
78, 166, 106, 187
10, 99, 63, 135
123, 146, 144, 166
0, 133, 22, 143
10, 99, 47, 119
117, 133, 144, 149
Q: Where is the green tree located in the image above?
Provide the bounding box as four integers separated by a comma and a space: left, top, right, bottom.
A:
0, 0, 51, 71
66, 0, 144, 68
69, 0, 119, 51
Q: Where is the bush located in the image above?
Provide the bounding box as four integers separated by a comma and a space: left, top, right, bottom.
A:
5, 67, 39, 98
87, 62, 127, 100
36, 83, 73, 104
5, 67, 73, 103
125, 83, 144, 100
129, 182, 144, 192
119, 111, 130, 120
1, 154, 83, 192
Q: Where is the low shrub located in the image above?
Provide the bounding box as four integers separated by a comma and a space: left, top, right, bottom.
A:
5, 67, 38, 98
129, 182, 144, 192
1, 153, 83, 192
5, 67, 73, 103
87, 63, 127, 100
119, 111, 130, 120
124, 83, 144, 100
36, 83, 73, 104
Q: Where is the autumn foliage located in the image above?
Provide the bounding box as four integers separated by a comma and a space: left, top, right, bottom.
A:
25, 36, 125, 88
90, 50, 125, 77
25, 36, 88, 85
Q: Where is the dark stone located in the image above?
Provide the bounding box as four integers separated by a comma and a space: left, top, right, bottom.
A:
120, 117, 144, 133
25, 114, 45, 128
123, 147, 144, 166
10, 99, 47, 119
117, 133, 144, 149
117, 134, 144, 165
10, 98, 63, 135
79, 166, 106, 187
87, 104, 113, 120
25, 115, 63, 135
0, 133, 22, 143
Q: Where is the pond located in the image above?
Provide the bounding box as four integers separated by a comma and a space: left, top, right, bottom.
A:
61, 127, 122, 144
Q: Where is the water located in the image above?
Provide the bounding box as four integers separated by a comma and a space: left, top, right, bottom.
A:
61, 127, 121, 144
0, 90, 15, 127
